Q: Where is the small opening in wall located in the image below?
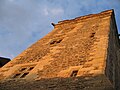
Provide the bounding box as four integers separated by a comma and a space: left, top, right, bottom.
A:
90, 32, 95, 38
50, 39, 63, 45
50, 40, 56, 45
70, 70, 78, 77
20, 67, 26, 71
13, 73, 21, 78
56, 39, 62, 43
20, 72, 29, 78
28, 67, 34, 71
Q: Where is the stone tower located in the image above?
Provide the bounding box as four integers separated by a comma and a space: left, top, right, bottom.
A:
0, 10, 120, 90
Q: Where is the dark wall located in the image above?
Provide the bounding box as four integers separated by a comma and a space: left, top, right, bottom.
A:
105, 12, 120, 90
0, 57, 10, 67
0, 75, 114, 90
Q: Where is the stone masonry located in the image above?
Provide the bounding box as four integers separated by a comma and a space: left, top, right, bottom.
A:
0, 9, 119, 90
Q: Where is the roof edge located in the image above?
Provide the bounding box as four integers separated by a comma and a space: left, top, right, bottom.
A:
55, 9, 114, 26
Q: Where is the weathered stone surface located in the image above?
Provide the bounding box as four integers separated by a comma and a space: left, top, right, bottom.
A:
0, 9, 119, 90
0, 75, 114, 90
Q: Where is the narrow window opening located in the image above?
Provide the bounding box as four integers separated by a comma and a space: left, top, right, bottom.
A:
50, 40, 56, 45
70, 70, 78, 77
13, 73, 21, 78
28, 67, 34, 71
56, 39, 62, 43
90, 32, 95, 38
20, 67, 26, 71
50, 39, 63, 45
20, 72, 29, 78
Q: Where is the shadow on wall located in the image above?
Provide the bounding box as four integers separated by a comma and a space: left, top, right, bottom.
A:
0, 74, 114, 90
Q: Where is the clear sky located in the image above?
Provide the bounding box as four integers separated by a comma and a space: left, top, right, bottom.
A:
0, 0, 120, 59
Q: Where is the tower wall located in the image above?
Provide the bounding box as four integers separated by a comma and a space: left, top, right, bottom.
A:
0, 10, 119, 90
105, 12, 120, 90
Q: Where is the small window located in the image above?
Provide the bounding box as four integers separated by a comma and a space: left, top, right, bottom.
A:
20, 67, 26, 71
13, 73, 21, 78
28, 67, 34, 71
70, 70, 78, 77
11, 64, 36, 79
56, 39, 62, 43
20, 72, 29, 78
90, 32, 95, 38
50, 39, 62, 45
50, 40, 56, 45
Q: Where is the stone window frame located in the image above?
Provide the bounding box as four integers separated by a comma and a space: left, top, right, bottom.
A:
49, 38, 63, 45
11, 65, 36, 79
70, 70, 79, 77
68, 66, 81, 77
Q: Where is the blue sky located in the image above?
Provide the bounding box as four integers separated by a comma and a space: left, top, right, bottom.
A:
0, 0, 120, 59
